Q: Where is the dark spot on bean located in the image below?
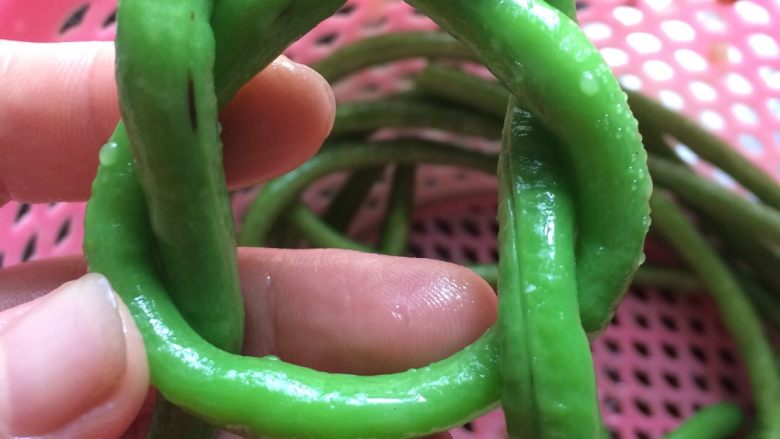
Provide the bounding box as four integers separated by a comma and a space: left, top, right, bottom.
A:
190, 11, 195, 21
187, 74, 198, 130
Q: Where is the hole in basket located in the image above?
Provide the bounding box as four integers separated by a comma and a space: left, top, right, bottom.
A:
315, 33, 338, 46
720, 375, 739, 395
55, 218, 72, 245
102, 9, 117, 28
611, 314, 620, 327
489, 219, 499, 235
692, 374, 709, 391
408, 243, 423, 258
634, 369, 651, 386
604, 396, 622, 414
660, 314, 678, 332
365, 196, 379, 210
411, 220, 426, 234
489, 247, 499, 262
719, 349, 737, 366
461, 218, 481, 238
634, 313, 650, 328
632, 288, 649, 301
636, 429, 651, 439
663, 372, 680, 389
363, 16, 388, 30
689, 345, 708, 363
689, 318, 706, 334
462, 246, 479, 263
605, 367, 621, 383
462, 422, 474, 432
14, 203, 31, 223
433, 244, 451, 261
21, 235, 37, 263
632, 341, 650, 357
60, 4, 89, 34
605, 338, 621, 354
634, 399, 652, 417
335, 4, 356, 15
434, 217, 453, 236
319, 187, 334, 200
0, 253, 4, 269
659, 290, 676, 304
662, 343, 678, 359
664, 401, 682, 419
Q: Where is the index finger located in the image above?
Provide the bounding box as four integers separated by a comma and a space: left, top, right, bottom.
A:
0, 40, 335, 204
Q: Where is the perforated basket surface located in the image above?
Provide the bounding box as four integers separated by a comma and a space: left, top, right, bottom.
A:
1, 1, 779, 438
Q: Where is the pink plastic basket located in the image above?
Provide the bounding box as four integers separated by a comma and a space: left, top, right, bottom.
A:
1, 1, 779, 438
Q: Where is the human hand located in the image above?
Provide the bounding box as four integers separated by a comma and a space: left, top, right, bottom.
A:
0, 40, 497, 438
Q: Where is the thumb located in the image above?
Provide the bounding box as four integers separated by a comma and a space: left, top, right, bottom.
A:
0, 273, 149, 438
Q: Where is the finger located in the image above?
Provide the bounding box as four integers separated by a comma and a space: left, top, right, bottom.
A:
0, 273, 148, 438
1, 248, 497, 377
0, 40, 335, 204
237, 248, 497, 374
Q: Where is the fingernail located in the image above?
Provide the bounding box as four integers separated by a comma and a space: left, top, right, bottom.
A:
0, 273, 127, 436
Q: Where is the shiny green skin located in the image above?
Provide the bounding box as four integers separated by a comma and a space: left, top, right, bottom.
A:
239, 141, 497, 246
650, 192, 780, 439
116, 1, 234, 437
312, 31, 476, 82
117, 0, 242, 355
649, 156, 780, 243
86, 0, 649, 436
497, 106, 600, 438
664, 403, 743, 439
332, 99, 502, 139
379, 165, 416, 255
628, 91, 780, 210
88, 133, 500, 438
406, 0, 651, 333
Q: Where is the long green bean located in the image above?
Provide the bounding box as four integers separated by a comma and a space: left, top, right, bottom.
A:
650, 192, 780, 439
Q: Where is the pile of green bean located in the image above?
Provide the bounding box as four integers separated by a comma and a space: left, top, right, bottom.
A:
83, 0, 779, 438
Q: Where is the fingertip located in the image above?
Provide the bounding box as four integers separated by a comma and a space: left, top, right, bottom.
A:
236, 248, 497, 374
221, 56, 336, 189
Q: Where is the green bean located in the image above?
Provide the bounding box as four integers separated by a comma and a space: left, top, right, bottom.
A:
407, 0, 651, 333
322, 167, 385, 232
332, 99, 502, 139
415, 65, 507, 118
312, 31, 475, 82
290, 203, 373, 252
664, 403, 743, 439
650, 191, 780, 439
239, 141, 497, 246
497, 105, 600, 438
649, 156, 780, 243
116, 1, 240, 436
379, 165, 417, 255
627, 91, 780, 210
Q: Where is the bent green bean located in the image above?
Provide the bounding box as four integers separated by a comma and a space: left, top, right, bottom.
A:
650, 192, 780, 439
406, 0, 651, 333
497, 105, 600, 438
